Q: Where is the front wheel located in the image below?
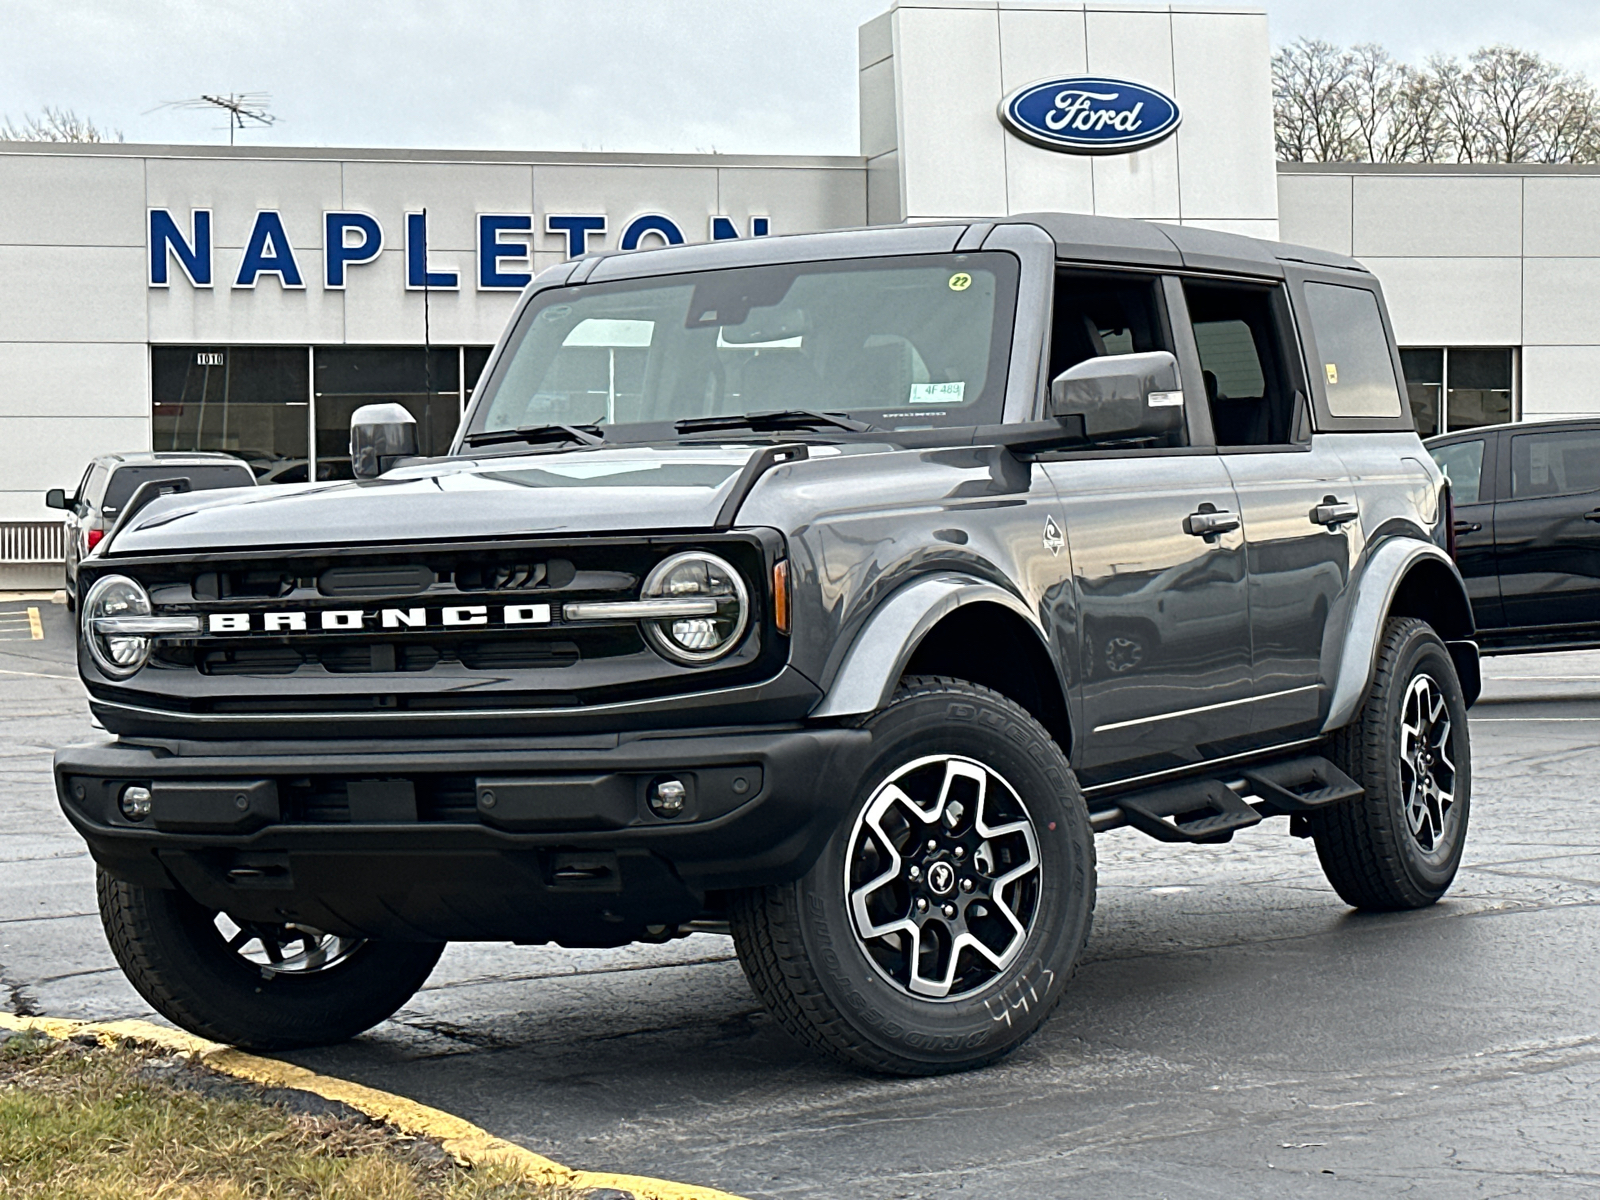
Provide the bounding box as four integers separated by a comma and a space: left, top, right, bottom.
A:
1311, 617, 1472, 911
98, 869, 444, 1050
731, 676, 1096, 1076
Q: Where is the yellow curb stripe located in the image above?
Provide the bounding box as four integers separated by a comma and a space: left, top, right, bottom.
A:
1, 1013, 748, 1200
28, 606, 43, 639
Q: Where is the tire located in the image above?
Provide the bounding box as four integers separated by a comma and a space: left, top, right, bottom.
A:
730, 676, 1095, 1076
98, 869, 444, 1050
1311, 617, 1472, 911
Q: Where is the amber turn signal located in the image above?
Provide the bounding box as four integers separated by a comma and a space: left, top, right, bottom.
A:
773, 559, 791, 635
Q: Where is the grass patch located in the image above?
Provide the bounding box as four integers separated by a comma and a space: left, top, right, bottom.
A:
0, 1030, 574, 1199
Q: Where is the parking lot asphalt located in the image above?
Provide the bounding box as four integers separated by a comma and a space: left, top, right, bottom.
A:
4, 592, 1598, 1198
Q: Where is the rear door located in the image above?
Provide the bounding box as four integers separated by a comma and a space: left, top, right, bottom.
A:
1494, 423, 1600, 632
1429, 433, 1502, 631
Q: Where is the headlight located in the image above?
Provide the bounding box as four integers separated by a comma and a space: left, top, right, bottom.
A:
640, 551, 750, 664
83, 574, 154, 677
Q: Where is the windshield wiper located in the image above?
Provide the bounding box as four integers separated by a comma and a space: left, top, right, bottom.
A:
674, 409, 873, 435
462, 423, 605, 449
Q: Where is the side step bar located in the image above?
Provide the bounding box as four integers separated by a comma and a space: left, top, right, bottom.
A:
1091, 754, 1363, 844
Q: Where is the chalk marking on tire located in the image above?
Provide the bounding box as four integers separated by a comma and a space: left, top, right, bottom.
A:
0, 1012, 750, 1200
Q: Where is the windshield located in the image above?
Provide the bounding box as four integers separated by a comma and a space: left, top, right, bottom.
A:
466, 252, 1019, 440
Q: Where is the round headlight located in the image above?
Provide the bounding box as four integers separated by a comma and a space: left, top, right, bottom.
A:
641, 551, 750, 664
83, 574, 154, 677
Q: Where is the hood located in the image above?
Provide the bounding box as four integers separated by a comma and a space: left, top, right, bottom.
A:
105, 445, 775, 555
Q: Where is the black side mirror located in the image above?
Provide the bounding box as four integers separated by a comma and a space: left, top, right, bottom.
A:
350, 403, 419, 479
1049, 350, 1185, 444
44, 488, 68, 511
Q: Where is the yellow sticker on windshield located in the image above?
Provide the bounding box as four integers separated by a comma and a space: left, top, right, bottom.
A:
1325, 362, 1339, 385
948, 272, 972, 292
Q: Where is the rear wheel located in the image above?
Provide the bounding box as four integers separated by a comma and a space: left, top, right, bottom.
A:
98, 869, 443, 1050
1311, 617, 1471, 911
731, 676, 1095, 1076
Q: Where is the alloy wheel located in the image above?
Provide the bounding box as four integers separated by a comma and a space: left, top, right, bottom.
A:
1398, 672, 1459, 857
845, 754, 1042, 1000
213, 913, 366, 978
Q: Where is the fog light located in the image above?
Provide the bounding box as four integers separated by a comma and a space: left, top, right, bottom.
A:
119, 785, 153, 821
649, 778, 687, 818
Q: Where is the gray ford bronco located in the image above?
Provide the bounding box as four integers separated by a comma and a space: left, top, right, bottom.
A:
58, 214, 1478, 1076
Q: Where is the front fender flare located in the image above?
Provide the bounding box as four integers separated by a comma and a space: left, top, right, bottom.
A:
810, 575, 1045, 719
1322, 539, 1476, 734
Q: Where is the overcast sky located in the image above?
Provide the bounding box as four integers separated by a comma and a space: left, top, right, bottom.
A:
5, 1, 1600, 156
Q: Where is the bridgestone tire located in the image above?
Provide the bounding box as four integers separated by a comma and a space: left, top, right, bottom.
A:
98, 869, 444, 1050
730, 676, 1096, 1076
1311, 617, 1472, 911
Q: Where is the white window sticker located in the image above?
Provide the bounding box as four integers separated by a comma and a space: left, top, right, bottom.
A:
909, 382, 965, 405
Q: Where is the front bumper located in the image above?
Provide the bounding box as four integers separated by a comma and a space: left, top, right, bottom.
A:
56, 724, 872, 947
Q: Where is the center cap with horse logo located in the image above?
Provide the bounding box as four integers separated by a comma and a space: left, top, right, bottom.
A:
927, 860, 957, 895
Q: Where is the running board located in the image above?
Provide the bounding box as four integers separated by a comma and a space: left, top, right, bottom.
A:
1092, 754, 1363, 844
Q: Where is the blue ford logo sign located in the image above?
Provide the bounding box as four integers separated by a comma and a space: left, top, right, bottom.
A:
999, 76, 1181, 155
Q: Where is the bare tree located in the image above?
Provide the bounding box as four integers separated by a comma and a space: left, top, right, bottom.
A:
1275, 40, 1600, 164
0, 107, 123, 143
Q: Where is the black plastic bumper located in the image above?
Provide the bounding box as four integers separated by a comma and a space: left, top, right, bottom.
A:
55, 724, 872, 947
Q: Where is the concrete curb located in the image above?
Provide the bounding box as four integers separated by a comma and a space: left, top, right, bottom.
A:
0, 1012, 749, 1200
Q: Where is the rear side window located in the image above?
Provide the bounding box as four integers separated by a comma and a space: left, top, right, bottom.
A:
83, 465, 110, 507
1303, 283, 1403, 418
1430, 439, 1485, 504
1510, 429, 1600, 498
104, 464, 252, 513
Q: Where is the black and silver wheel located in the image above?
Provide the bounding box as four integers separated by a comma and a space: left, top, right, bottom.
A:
731, 676, 1095, 1076
98, 869, 444, 1050
1311, 617, 1472, 911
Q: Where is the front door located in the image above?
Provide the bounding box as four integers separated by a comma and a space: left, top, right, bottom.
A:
1495, 423, 1600, 632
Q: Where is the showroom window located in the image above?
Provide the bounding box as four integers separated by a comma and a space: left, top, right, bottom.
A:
152, 346, 493, 483
1400, 347, 1515, 437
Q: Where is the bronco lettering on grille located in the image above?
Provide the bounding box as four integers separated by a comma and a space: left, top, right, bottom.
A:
206, 604, 552, 635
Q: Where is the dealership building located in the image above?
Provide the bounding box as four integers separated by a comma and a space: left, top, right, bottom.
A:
3, 0, 1598, 587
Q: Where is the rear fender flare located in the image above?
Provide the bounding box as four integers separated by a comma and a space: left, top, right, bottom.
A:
1323, 539, 1476, 733
810, 575, 1046, 718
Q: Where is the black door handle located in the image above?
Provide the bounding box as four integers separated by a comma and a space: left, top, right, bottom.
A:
1585, 509, 1600, 523
1453, 520, 1482, 534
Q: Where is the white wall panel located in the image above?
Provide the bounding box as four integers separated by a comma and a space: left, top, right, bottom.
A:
1362, 257, 1521, 346
860, 57, 899, 160
716, 168, 866, 236
859, 10, 894, 67
895, 6, 1009, 218
1520, 258, 1600, 346
997, 7, 1093, 215
0, 343, 147, 417
1170, 11, 1276, 221
1522, 176, 1600, 258
530, 166, 720, 257
0, 246, 147, 343
0, 154, 145, 247
146, 158, 343, 251
867, 151, 903, 225
0, 415, 150, 494
1277, 173, 1352, 254
1084, 9, 1180, 219
1353, 176, 1522, 258
338, 251, 521, 346
1521, 346, 1600, 416
340, 161, 535, 254
147, 247, 345, 345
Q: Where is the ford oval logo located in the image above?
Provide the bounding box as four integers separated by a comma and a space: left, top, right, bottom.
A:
999, 75, 1181, 155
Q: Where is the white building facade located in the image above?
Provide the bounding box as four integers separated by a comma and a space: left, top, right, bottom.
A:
0, 1, 1590, 586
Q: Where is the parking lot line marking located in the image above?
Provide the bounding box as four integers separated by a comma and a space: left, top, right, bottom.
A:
27, 606, 42, 639
0, 1013, 750, 1200
0, 667, 76, 680
1473, 716, 1600, 722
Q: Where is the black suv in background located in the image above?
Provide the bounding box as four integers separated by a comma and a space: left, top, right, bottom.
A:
47, 452, 257, 595
1428, 418, 1600, 653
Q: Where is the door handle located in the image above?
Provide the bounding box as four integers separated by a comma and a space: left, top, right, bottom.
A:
1586, 509, 1600, 523
1454, 519, 1483, 534
1184, 508, 1241, 537
1310, 499, 1360, 527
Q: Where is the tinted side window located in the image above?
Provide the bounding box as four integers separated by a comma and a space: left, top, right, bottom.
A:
104, 465, 252, 513
1510, 429, 1600, 499
1430, 439, 1485, 504
84, 465, 110, 507
1303, 283, 1403, 418
1184, 280, 1298, 446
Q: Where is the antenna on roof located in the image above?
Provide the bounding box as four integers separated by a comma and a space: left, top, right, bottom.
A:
154, 93, 276, 146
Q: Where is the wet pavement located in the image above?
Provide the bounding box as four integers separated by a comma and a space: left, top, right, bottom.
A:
4, 593, 1597, 1197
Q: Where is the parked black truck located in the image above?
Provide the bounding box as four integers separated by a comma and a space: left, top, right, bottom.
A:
57, 214, 1478, 1076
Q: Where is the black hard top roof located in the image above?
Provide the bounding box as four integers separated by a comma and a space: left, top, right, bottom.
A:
1425, 415, 1600, 445
1002, 212, 1364, 276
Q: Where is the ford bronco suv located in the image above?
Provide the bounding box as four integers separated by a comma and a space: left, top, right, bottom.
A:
57, 214, 1478, 1076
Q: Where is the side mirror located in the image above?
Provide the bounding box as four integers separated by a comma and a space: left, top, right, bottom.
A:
1049, 350, 1185, 444
44, 488, 68, 511
350, 403, 418, 479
